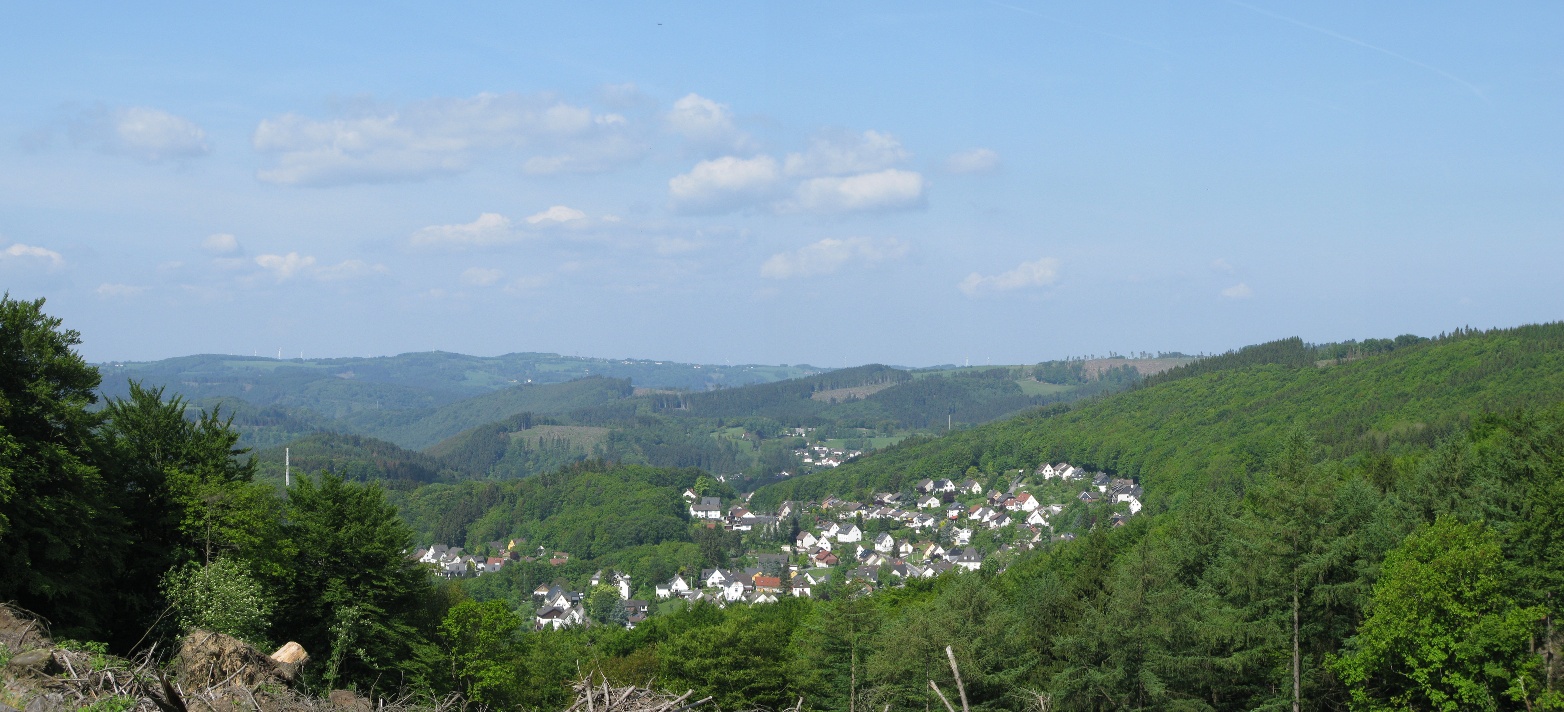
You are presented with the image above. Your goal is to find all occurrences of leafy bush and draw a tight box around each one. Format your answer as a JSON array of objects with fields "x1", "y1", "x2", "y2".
[{"x1": 161, "y1": 558, "x2": 273, "y2": 646}]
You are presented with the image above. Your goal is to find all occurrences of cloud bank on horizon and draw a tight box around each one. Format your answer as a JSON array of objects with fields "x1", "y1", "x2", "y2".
[{"x1": 2, "y1": 3, "x2": 1560, "y2": 366}]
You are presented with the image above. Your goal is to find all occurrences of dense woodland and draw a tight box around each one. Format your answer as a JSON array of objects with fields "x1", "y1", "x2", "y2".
[
  {"x1": 6, "y1": 293, "x2": 1564, "y2": 710},
  {"x1": 238, "y1": 357, "x2": 1139, "y2": 490}
]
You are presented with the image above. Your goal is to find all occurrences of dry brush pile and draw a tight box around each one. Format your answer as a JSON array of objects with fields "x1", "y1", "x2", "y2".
[{"x1": 0, "y1": 604, "x2": 464, "y2": 712}]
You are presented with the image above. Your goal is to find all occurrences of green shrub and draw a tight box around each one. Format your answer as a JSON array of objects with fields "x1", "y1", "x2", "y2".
[{"x1": 161, "y1": 558, "x2": 273, "y2": 646}]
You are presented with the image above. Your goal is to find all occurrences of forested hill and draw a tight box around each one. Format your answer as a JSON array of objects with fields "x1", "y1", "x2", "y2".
[
  {"x1": 751, "y1": 323, "x2": 1564, "y2": 509},
  {"x1": 95, "y1": 352, "x2": 822, "y2": 412}
]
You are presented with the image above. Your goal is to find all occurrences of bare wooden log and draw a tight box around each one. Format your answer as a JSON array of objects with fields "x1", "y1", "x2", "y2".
[
  {"x1": 653, "y1": 690, "x2": 694, "y2": 712},
  {"x1": 945, "y1": 646, "x2": 970, "y2": 712},
  {"x1": 669, "y1": 695, "x2": 714, "y2": 712},
  {"x1": 929, "y1": 680, "x2": 958, "y2": 712}
]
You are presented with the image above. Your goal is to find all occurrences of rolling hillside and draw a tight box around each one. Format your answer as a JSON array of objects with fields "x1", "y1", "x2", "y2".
[
  {"x1": 347, "y1": 376, "x2": 634, "y2": 450},
  {"x1": 751, "y1": 324, "x2": 1564, "y2": 509},
  {"x1": 417, "y1": 358, "x2": 1168, "y2": 484},
  {"x1": 226, "y1": 352, "x2": 1183, "y2": 486}
]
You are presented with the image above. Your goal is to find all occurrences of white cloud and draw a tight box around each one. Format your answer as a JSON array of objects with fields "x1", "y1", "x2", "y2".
[
  {"x1": 945, "y1": 148, "x2": 1000, "y2": 174},
  {"x1": 1221, "y1": 283, "x2": 1253, "y2": 299},
  {"x1": 760, "y1": 237, "x2": 909, "y2": 279},
  {"x1": 251, "y1": 252, "x2": 385, "y2": 282},
  {"x1": 67, "y1": 105, "x2": 210, "y2": 162},
  {"x1": 460, "y1": 267, "x2": 504, "y2": 286},
  {"x1": 95, "y1": 283, "x2": 145, "y2": 298},
  {"x1": 784, "y1": 130, "x2": 909, "y2": 177},
  {"x1": 665, "y1": 93, "x2": 750, "y2": 152},
  {"x1": 254, "y1": 252, "x2": 316, "y2": 280},
  {"x1": 253, "y1": 92, "x2": 644, "y2": 186},
  {"x1": 203, "y1": 233, "x2": 241, "y2": 254},
  {"x1": 525, "y1": 205, "x2": 587, "y2": 225},
  {"x1": 788, "y1": 169, "x2": 926, "y2": 214},
  {"x1": 409, "y1": 208, "x2": 591, "y2": 249},
  {"x1": 668, "y1": 155, "x2": 782, "y2": 213},
  {"x1": 0, "y1": 243, "x2": 65, "y2": 268},
  {"x1": 959, "y1": 257, "x2": 1060, "y2": 295},
  {"x1": 409, "y1": 213, "x2": 516, "y2": 248},
  {"x1": 1211, "y1": 258, "x2": 1234, "y2": 272}
]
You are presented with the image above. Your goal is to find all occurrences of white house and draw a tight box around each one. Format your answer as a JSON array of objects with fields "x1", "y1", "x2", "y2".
[
  {"x1": 836, "y1": 524, "x2": 863, "y2": 543},
  {"x1": 795, "y1": 531, "x2": 819, "y2": 549},
  {"x1": 952, "y1": 527, "x2": 973, "y2": 545},
  {"x1": 1012, "y1": 492, "x2": 1040, "y2": 512},
  {"x1": 918, "y1": 495, "x2": 942, "y2": 509},
  {"x1": 874, "y1": 532, "x2": 895, "y2": 553},
  {"x1": 656, "y1": 575, "x2": 690, "y2": 599},
  {"x1": 535, "y1": 603, "x2": 585, "y2": 630},
  {"x1": 1025, "y1": 510, "x2": 1050, "y2": 527},
  {"x1": 932, "y1": 479, "x2": 956, "y2": 493},
  {"x1": 948, "y1": 548, "x2": 984, "y2": 571},
  {"x1": 959, "y1": 479, "x2": 984, "y2": 495},
  {"x1": 690, "y1": 497, "x2": 724, "y2": 520}
]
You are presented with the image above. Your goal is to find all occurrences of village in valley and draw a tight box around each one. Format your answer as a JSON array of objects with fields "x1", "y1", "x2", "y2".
[{"x1": 411, "y1": 461, "x2": 1144, "y2": 631}]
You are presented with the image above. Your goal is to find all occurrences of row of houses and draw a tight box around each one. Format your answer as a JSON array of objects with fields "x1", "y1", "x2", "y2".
[
  {"x1": 794, "y1": 443, "x2": 865, "y2": 469},
  {"x1": 915, "y1": 478, "x2": 985, "y2": 495},
  {"x1": 532, "y1": 576, "x2": 650, "y2": 630},
  {"x1": 650, "y1": 545, "x2": 991, "y2": 607},
  {"x1": 414, "y1": 545, "x2": 514, "y2": 578}
]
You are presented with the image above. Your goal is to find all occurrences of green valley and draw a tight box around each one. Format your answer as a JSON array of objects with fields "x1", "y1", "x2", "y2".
[{"x1": 12, "y1": 291, "x2": 1564, "y2": 711}]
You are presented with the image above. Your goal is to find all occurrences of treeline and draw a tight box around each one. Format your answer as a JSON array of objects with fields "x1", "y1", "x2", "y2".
[
  {"x1": 1139, "y1": 332, "x2": 1441, "y2": 389},
  {"x1": 329, "y1": 362, "x2": 1134, "y2": 486},
  {"x1": 751, "y1": 321, "x2": 1564, "y2": 510},
  {"x1": 643, "y1": 365, "x2": 911, "y2": 419},
  {"x1": 1033, "y1": 360, "x2": 1143, "y2": 386},
  {"x1": 831, "y1": 368, "x2": 1071, "y2": 430}
]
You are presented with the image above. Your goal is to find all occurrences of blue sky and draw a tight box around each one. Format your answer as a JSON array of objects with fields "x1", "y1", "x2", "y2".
[{"x1": 2, "y1": 2, "x2": 1561, "y2": 366}]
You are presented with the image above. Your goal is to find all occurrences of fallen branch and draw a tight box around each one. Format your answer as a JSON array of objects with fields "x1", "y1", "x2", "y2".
[
  {"x1": 945, "y1": 646, "x2": 970, "y2": 712},
  {"x1": 930, "y1": 680, "x2": 957, "y2": 712}
]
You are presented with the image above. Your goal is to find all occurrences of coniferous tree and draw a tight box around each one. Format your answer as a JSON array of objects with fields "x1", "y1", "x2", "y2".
[
  {"x1": 1223, "y1": 432, "x2": 1340, "y2": 711},
  {"x1": 0, "y1": 295, "x2": 121, "y2": 638},
  {"x1": 97, "y1": 382, "x2": 276, "y2": 645},
  {"x1": 268, "y1": 472, "x2": 438, "y2": 694}
]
